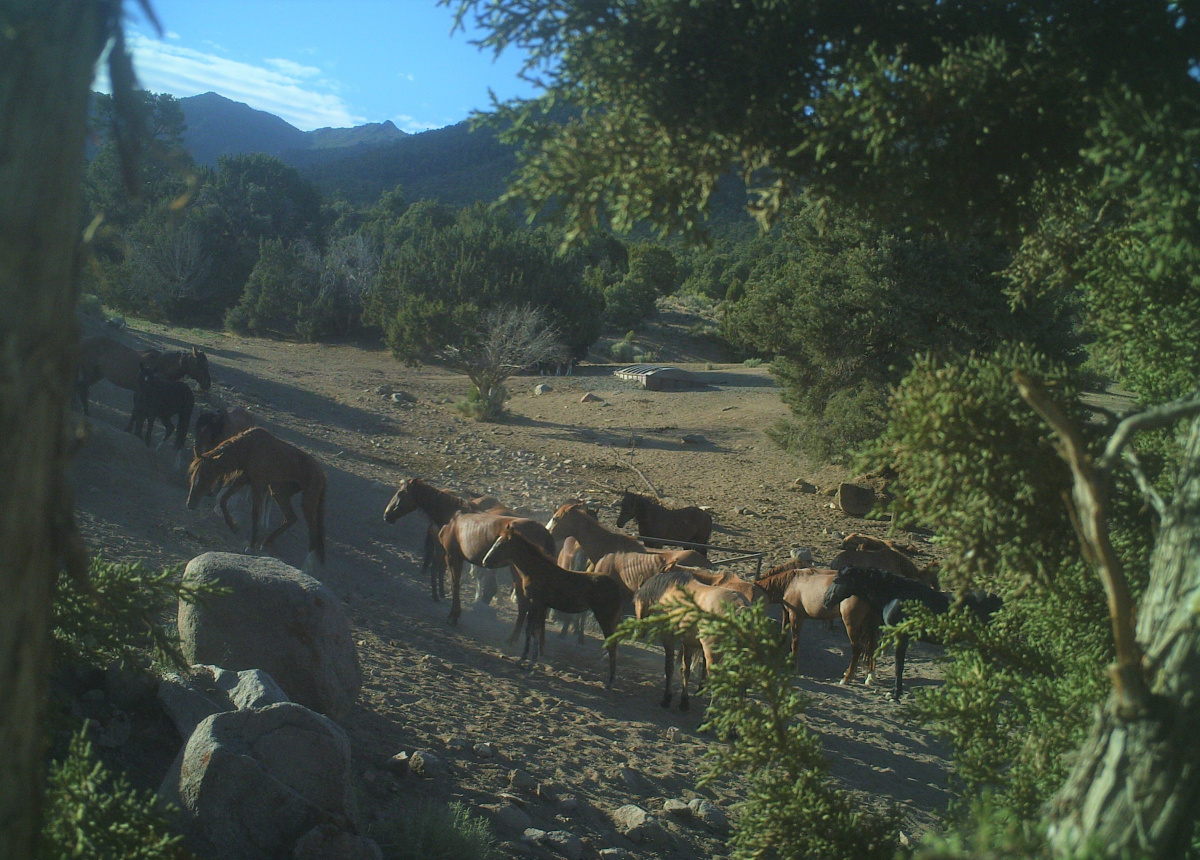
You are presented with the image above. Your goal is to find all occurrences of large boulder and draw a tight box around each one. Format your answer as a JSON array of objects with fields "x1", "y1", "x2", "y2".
[
  {"x1": 835, "y1": 482, "x2": 876, "y2": 517},
  {"x1": 178, "y1": 552, "x2": 361, "y2": 716},
  {"x1": 159, "y1": 702, "x2": 375, "y2": 860}
]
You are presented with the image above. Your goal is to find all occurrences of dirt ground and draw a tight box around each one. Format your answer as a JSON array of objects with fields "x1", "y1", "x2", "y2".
[{"x1": 70, "y1": 312, "x2": 956, "y2": 859}]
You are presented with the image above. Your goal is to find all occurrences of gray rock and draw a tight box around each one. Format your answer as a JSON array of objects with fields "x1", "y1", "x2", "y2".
[
  {"x1": 385, "y1": 751, "x2": 409, "y2": 775},
  {"x1": 557, "y1": 795, "x2": 579, "y2": 813},
  {"x1": 495, "y1": 804, "x2": 533, "y2": 833},
  {"x1": 500, "y1": 840, "x2": 535, "y2": 856},
  {"x1": 474, "y1": 741, "x2": 496, "y2": 758},
  {"x1": 688, "y1": 798, "x2": 729, "y2": 832},
  {"x1": 522, "y1": 828, "x2": 548, "y2": 843},
  {"x1": 409, "y1": 750, "x2": 444, "y2": 778},
  {"x1": 536, "y1": 782, "x2": 559, "y2": 803},
  {"x1": 534, "y1": 383, "x2": 552, "y2": 395},
  {"x1": 836, "y1": 482, "x2": 876, "y2": 517},
  {"x1": 619, "y1": 766, "x2": 652, "y2": 794},
  {"x1": 510, "y1": 769, "x2": 537, "y2": 791},
  {"x1": 598, "y1": 850, "x2": 631, "y2": 860},
  {"x1": 791, "y1": 479, "x2": 818, "y2": 494},
  {"x1": 194, "y1": 664, "x2": 290, "y2": 711},
  {"x1": 545, "y1": 830, "x2": 583, "y2": 859},
  {"x1": 611, "y1": 804, "x2": 650, "y2": 841},
  {"x1": 789, "y1": 546, "x2": 815, "y2": 564},
  {"x1": 178, "y1": 552, "x2": 362, "y2": 717},
  {"x1": 157, "y1": 672, "x2": 224, "y2": 740},
  {"x1": 664, "y1": 726, "x2": 682, "y2": 742},
  {"x1": 293, "y1": 824, "x2": 383, "y2": 860},
  {"x1": 159, "y1": 702, "x2": 357, "y2": 860},
  {"x1": 579, "y1": 392, "x2": 603, "y2": 403},
  {"x1": 663, "y1": 799, "x2": 691, "y2": 818}
]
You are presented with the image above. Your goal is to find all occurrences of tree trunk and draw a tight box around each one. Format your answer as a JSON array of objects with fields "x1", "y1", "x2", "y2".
[
  {"x1": 1046, "y1": 416, "x2": 1200, "y2": 858},
  {"x1": 0, "y1": 3, "x2": 107, "y2": 857}
]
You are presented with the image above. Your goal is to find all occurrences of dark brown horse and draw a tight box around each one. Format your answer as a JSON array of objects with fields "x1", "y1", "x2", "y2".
[
  {"x1": 76, "y1": 335, "x2": 211, "y2": 419},
  {"x1": 436, "y1": 511, "x2": 556, "y2": 636},
  {"x1": 482, "y1": 523, "x2": 623, "y2": 688},
  {"x1": 382, "y1": 477, "x2": 507, "y2": 602},
  {"x1": 547, "y1": 502, "x2": 713, "y2": 570},
  {"x1": 186, "y1": 428, "x2": 326, "y2": 574},
  {"x1": 193, "y1": 406, "x2": 256, "y2": 455},
  {"x1": 616, "y1": 491, "x2": 712, "y2": 554}
]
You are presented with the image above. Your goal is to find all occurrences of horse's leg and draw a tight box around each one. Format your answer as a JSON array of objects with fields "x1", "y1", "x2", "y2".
[
  {"x1": 679, "y1": 641, "x2": 694, "y2": 712},
  {"x1": 839, "y1": 618, "x2": 862, "y2": 686},
  {"x1": 422, "y1": 528, "x2": 440, "y2": 601},
  {"x1": 217, "y1": 476, "x2": 250, "y2": 533},
  {"x1": 788, "y1": 607, "x2": 805, "y2": 674},
  {"x1": 575, "y1": 612, "x2": 586, "y2": 646},
  {"x1": 508, "y1": 569, "x2": 528, "y2": 644},
  {"x1": 893, "y1": 634, "x2": 910, "y2": 700},
  {"x1": 660, "y1": 634, "x2": 675, "y2": 709},
  {"x1": 474, "y1": 565, "x2": 498, "y2": 606},
  {"x1": 260, "y1": 490, "x2": 298, "y2": 554},
  {"x1": 444, "y1": 543, "x2": 464, "y2": 625}
]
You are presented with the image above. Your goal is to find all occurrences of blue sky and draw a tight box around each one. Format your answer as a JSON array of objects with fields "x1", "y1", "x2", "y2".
[{"x1": 110, "y1": 1, "x2": 538, "y2": 133}]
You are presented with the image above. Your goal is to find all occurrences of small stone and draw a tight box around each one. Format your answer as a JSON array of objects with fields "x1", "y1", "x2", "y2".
[
  {"x1": 447, "y1": 737, "x2": 471, "y2": 752},
  {"x1": 679, "y1": 434, "x2": 706, "y2": 444},
  {"x1": 510, "y1": 769, "x2": 538, "y2": 791},
  {"x1": 545, "y1": 830, "x2": 583, "y2": 859},
  {"x1": 688, "y1": 798, "x2": 729, "y2": 832},
  {"x1": 611, "y1": 804, "x2": 650, "y2": 841},
  {"x1": 500, "y1": 839, "x2": 534, "y2": 856},
  {"x1": 536, "y1": 782, "x2": 559, "y2": 803},
  {"x1": 499, "y1": 792, "x2": 527, "y2": 808},
  {"x1": 496, "y1": 805, "x2": 533, "y2": 833},
  {"x1": 409, "y1": 750, "x2": 444, "y2": 778},
  {"x1": 791, "y1": 478, "x2": 818, "y2": 494},
  {"x1": 665, "y1": 726, "x2": 682, "y2": 742},
  {"x1": 579, "y1": 392, "x2": 602, "y2": 403},
  {"x1": 599, "y1": 850, "x2": 631, "y2": 860},
  {"x1": 557, "y1": 795, "x2": 579, "y2": 813},
  {"x1": 522, "y1": 827, "x2": 548, "y2": 843},
  {"x1": 619, "y1": 767, "x2": 651, "y2": 793},
  {"x1": 385, "y1": 752, "x2": 409, "y2": 775},
  {"x1": 474, "y1": 741, "x2": 496, "y2": 758},
  {"x1": 789, "y1": 547, "x2": 815, "y2": 564},
  {"x1": 376, "y1": 384, "x2": 393, "y2": 396},
  {"x1": 663, "y1": 799, "x2": 691, "y2": 818},
  {"x1": 534, "y1": 383, "x2": 552, "y2": 395}
]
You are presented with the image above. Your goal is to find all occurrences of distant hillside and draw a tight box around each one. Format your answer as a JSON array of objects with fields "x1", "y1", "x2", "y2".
[
  {"x1": 179, "y1": 92, "x2": 406, "y2": 167},
  {"x1": 292, "y1": 120, "x2": 517, "y2": 206}
]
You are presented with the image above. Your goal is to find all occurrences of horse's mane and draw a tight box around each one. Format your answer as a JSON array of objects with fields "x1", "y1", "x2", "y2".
[
  {"x1": 636, "y1": 568, "x2": 695, "y2": 606},
  {"x1": 189, "y1": 431, "x2": 249, "y2": 487},
  {"x1": 761, "y1": 558, "x2": 811, "y2": 579},
  {"x1": 411, "y1": 478, "x2": 475, "y2": 514}
]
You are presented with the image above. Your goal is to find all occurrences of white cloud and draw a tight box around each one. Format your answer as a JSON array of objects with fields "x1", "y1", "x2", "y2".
[
  {"x1": 265, "y1": 58, "x2": 322, "y2": 79},
  {"x1": 392, "y1": 113, "x2": 441, "y2": 134},
  {"x1": 124, "y1": 33, "x2": 364, "y2": 131}
]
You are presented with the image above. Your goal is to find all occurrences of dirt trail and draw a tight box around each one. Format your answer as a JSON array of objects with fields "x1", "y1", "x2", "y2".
[{"x1": 71, "y1": 319, "x2": 955, "y2": 858}]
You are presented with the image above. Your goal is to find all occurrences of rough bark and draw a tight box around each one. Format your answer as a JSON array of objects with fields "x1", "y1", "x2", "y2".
[
  {"x1": 0, "y1": 2, "x2": 107, "y2": 857},
  {"x1": 1046, "y1": 416, "x2": 1200, "y2": 858}
]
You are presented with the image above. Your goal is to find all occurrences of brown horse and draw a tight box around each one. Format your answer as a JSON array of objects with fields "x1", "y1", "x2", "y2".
[
  {"x1": 757, "y1": 566, "x2": 879, "y2": 683},
  {"x1": 436, "y1": 511, "x2": 556, "y2": 635},
  {"x1": 616, "y1": 491, "x2": 713, "y2": 554},
  {"x1": 680, "y1": 567, "x2": 767, "y2": 605},
  {"x1": 193, "y1": 406, "x2": 256, "y2": 455},
  {"x1": 633, "y1": 569, "x2": 750, "y2": 710},
  {"x1": 591, "y1": 551, "x2": 674, "y2": 599},
  {"x1": 829, "y1": 548, "x2": 940, "y2": 588},
  {"x1": 383, "y1": 477, "x2": 508, "y2": 602},
  {"x1": 186, "y1": 428, "x2": 326, "y2": 574},
  {"x1": 76, "y1": 335, "x2": 211, "y2": 419},
  {"x1": 547, "y1": 502, "x2": 713, "y2": 570},
  {"x1": 482, "y1": 523, "x2": 623, "y2": 688}
]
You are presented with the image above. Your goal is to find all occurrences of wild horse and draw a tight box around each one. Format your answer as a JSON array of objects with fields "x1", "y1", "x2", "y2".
[
  {"x1": 77, "y1": 334, "x2": 210, "y2": 419},
  {"x1": 382, "y1": 477, "x2": 506, "y2": 602},
  {"x1": 186, "y1": 428, "x2": 327, "y2": 574},
  {"x1": 482, "y1": 523, "x2": 623, "y2": 688},
  {"x1": 822, "y1": 566, "x2": 1002, "y2": 699},
  {"x1": 616, "y1": 490, "x2": 712, "y2": 554}
]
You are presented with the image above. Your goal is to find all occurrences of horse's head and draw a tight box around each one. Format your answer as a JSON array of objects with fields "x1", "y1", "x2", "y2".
[
  {"x1": 187, "y1": 347, "x2": 212, "y2": 391},
  {"x1": 186, "y1": 454, "x2": 221, "y2": 510},
  {"x1": 383, "y1": 478, "x2": 418, "y2": 523},
  {"x1": 193, "y1": 410, "x2": 224, "y2": 456},
  {"x1": 135, "y1": 361, "x2": 156, "y2": 391},
  {"x1": 615, "y1": 491, "x2": 636, "y2": 528},
  {"x1": 482, "y1": 521, "x2": 517, "y2": 567},
  {"x1": 545, "y1": 501, "x2": 576, "y2": 535}
]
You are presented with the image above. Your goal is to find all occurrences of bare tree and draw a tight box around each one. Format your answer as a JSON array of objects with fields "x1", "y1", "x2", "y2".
[
  {"x1": 445, "y1": 304, "x2": 565, "y2": 420},
  {"x1": 320, "y1": 233, "x2": 380, "y2": 332},
  {"x1": 125, "y1": 220, "x2": 211, "y2": 305}
]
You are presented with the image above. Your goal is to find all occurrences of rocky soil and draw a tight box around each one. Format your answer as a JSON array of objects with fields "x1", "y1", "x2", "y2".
[{"x1": 69, "y1": 310, "x2": 956, "y2": 859}]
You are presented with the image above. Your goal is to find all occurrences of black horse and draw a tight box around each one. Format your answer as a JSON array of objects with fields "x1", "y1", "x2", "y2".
[
  {"x1": 131, "y1": 364, "x2": 194, "y2": 458},
  {"x1": 822, "y1": 566, "x2": 1002, "y2": 699}
]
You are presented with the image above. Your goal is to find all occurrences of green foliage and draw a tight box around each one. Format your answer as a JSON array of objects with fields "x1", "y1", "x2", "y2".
[
  {"x1": 54, "y1": 557, "x2": 223, "y2": 672},
  {"x1": 860, "y1": 345, "x2": 1155, "y2": 815},
  {"x1": 363, "y1": 202, "x2": 606, "y2": 362},
  {"x1": 742, "y1": 357, "x2": 763, "y2": 368},
  {"x1": 40, "y1": 730, "x2": 189, "y2": 859},
  {"x1": 455, "y1": 383, "x2": 508, "y2": 422},
  {"x1": 371, "y1": 800, "x2": 495, "y2": 860},
  {"x1": 610, "y1": 600, "x2": 899, "y2": 860},
  {"x1": 768, "y1": 382, "x2": 889, "y2": 462},
  {"x1": 608, "y1": 340, "x2": 637, "y2": 363},
  {"x1": 77, "y1": 294, "x2": 104, "y2": 318}
]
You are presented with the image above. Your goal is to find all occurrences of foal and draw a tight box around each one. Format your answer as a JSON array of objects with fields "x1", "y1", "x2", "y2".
[
  {"x1": 616, "y1": 491, "x2": 712, "y2": 554},
  {"x1": 483, "y1": 523, "x2": 623, "y2": 689},
  {"x1": 131, "y1": 365, "x2": 194, "y2": 465}
]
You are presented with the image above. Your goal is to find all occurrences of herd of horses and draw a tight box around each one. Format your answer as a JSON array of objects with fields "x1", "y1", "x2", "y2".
[{"x1": 79, "y1": 332, "x2": 1001, "y2": 708}]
